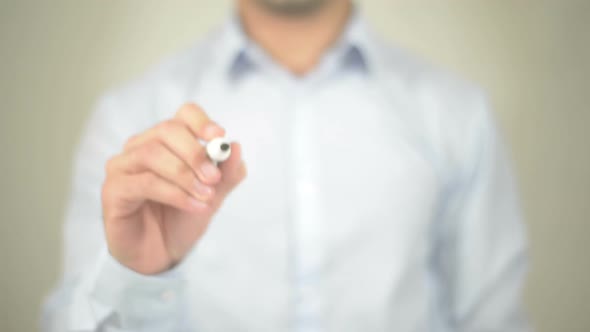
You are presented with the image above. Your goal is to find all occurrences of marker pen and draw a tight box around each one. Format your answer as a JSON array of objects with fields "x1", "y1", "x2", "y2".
[{"x1": 206, "y1": 137, "x2": 231, "y2": 166}]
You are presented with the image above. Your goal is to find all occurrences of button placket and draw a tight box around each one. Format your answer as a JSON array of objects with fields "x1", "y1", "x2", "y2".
[{"x1": 287, "y1": 80, "x2": 325, "y2": 332}]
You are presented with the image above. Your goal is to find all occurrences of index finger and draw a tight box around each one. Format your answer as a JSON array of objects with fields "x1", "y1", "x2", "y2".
[{"x1": 175, "y1": 103, "x2": 226, "y2": 141}]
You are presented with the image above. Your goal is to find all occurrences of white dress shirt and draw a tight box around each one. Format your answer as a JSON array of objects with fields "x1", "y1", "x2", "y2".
[{"x1": 42, "y1": 11, "x2": 530, "y2": 332}]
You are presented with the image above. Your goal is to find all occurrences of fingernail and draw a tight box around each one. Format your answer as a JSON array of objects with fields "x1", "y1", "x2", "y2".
[
  {"x1": 203, "y1": 123, "x2": 222, "y2": 137},
  {"x1": 200, "y1": 161, "x2": 220, "y2": 181},
  {"x1": 194, "y1": 181, "x2": 214, "y2": 200},
  {"x1": 188, "y1": 198, "x2": 208, "y2": 212}
]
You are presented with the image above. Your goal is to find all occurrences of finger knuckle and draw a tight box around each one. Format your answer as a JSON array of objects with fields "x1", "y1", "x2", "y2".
[
  {"x1": 124, "y1": 134, "x2": 140, "y2": 149},
  {"x1": 179, "y1": 103, "x2": 209, "y2": 128},
  {"x1": 171, "y1": 191, "x2": 189, "y2": 207},
  {"x1": 177, "y1": 103, "x2": 201, "y2": 117},
  {"x1": 140, "y1": 142, "x2": 162, "y2": 161},
  {"x1": 105, "y1": 158, "x2": 114, "y2": 174},
  {"x1": 155, "y1": 120, "x2": 177, "y2": 137},
  {"x1": 189, "y1": 150, "x2": 203, "y2": 169},
  {"x1": 105, "y1": 156, "x2": 119, "y2": 174},
  {"x1": 172, "y1": 160, "x2": 190, "y2": 178},
  {"x1": 140, "y1": 173, "x2": 156, "y2": 190},
  {"x1": 101, "y1": 179, "x2": 117, "y2": 202},
  {"x1": 175, "y1": 105, "x2": 190, "y2": 120}
]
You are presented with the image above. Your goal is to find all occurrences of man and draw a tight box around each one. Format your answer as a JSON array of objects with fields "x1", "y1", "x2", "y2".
[{"x1": 42, "y1": 0, "x2": 530, "y2": 331}]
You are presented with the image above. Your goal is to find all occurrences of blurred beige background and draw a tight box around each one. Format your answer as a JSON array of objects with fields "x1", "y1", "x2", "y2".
[{"x1": 1, "y1": 1, "x2": 589, "y2": 331}]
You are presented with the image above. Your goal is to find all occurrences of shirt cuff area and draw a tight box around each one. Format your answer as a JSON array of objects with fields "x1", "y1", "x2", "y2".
[{"x1": 90, "y1": 249, "x2": 187, "y2": 327}]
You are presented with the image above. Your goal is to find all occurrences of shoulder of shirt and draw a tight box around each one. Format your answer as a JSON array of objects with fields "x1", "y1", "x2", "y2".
[
  {"x1": 375, "y1": 38, "x2": 488, "y2": 110},
  {"x1": 371, "y1": 37, "x2": 497, "y2": 172},
  {"x1": 377, "y1": 37, "x2": 492, "y2": 125}
]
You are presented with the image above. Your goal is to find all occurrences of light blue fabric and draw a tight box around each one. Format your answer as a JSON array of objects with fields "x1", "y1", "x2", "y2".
[{"x1": 42, "y1": 11, "x2": 530, "y2": 332}]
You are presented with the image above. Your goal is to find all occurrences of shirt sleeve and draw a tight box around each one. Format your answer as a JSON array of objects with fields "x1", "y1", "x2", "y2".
[
  {"x1": 434, "y1": 95, "x2": 532, "y2": 332},
  {"x1": 40, "y1": 95, "x2": 192, "y2": 331}
]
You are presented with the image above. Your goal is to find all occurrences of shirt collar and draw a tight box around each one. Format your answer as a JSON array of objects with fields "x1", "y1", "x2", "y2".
[
  {"x1": 215, "y1": 7, "x2": 378, "y2": 80},
  {"x1": 331, "y1": 8, "x2": 375, "y2": 74}
]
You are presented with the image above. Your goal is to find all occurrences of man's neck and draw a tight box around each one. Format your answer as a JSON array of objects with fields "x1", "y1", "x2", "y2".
[{"x1": 238, "y1": 0, "x2": 352, "y2": 76}]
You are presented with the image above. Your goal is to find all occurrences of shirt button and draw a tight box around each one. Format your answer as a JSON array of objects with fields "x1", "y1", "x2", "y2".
[{"x1": 160, "y1": 290, "x2": 176, "y2": 302}]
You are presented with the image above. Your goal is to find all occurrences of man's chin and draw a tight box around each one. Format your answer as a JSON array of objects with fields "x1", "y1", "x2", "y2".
[{"x1": 255, "y1": 0, "x2": 330, "y2": 16}]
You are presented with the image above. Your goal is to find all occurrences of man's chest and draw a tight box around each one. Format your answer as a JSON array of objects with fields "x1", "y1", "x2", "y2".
[
  {"x1": 169, "y1": 77, "x2": 443, "y2": 330},
  {"x1": 195, "y1": 77, "x2": 440, "y2": 262}
]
